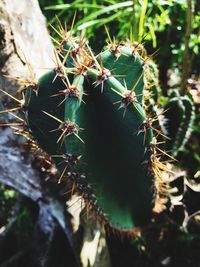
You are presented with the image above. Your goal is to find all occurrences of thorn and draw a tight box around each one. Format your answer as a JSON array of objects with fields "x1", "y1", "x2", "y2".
[
  {"x1": 49, "y1": 24, "x2": 64, "y2": 39},
  {"x1": 8, "y1": 112, "x2": 25, "y2": 122},
  {"x1": 69, "y1": 11, "x2": 77, "y2": 38},
  {"x1": 58, "y1": 165, "x2": 67, "y2": 184},
  {"x1": 130, "y1": 72, "x2": 144, "y2": 93},
  {"x1": 0, "y1": 107, "x2": 20, "y2": 114},
  {"x1": 0, "y1": 123, "x2": 24, "y2": 127},
  {"x1": 104, "y1": 24, "x2": 113, "y2": 46},
  {"x1": 0, "y1": 88, "x2": 23, "y2": 104},
  {"x1": 42, "y1": 111, "x2": 63, "y2": 124},
  {"x1": 74, "y1": 133, "x2": 84, "y2": 143}
]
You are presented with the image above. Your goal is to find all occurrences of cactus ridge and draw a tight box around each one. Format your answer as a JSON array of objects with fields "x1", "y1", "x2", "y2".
[{"x1": 164, "y1": 90, "x2": 195, "y2": 156}]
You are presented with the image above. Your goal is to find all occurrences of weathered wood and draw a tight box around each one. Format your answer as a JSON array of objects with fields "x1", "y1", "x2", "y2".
[{"x1": 0, "y1": 0, "x2": 54, "y2": 95}]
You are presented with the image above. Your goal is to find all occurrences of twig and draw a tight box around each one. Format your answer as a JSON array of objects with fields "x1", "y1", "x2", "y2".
[{"x1": 181, "y1": 0, "x2": 194, "y2": 95}]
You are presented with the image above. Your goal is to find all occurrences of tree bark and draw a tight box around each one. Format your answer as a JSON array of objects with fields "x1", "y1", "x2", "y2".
[{"x1": 0, "y1": 0, "x2": 54, "y2": 94}]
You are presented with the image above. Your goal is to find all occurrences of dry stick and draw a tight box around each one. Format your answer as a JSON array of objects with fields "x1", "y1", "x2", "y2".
[
  {"x1": 181, "y1": 0, "x2": 194, "y2": 95},
  {"x1": 131, "y1": 0, "x2": 138, "y2": 41}
]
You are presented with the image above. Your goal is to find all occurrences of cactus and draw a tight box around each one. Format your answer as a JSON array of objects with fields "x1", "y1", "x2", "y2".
[
  {"x1": 0, "y1": 30, "x2": 172, "y2": 235},
  {"x1": 164, "y1": 89, "x2": 195, "y2": 157}
]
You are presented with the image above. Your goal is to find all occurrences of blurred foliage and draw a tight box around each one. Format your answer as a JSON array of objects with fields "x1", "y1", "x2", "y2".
[
  {"x1": 16, "y1": 205, "x2": 34, "y2": 244},
  {"x1": 0, "y1": 185, "x2": 17, "y2": 227},
  {"x1": 39, "y1": 0, "x2": 200, "y2": 85}
]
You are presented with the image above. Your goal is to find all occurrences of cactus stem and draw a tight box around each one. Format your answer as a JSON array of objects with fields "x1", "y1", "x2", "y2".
[{"x1": 22, "y1": 30, "x2": 173, "y2": 232}]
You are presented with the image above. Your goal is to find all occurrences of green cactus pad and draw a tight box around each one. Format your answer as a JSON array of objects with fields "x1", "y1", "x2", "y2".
[{"x1": 24, "y1": 40, "x2": 159, "y2": 232}]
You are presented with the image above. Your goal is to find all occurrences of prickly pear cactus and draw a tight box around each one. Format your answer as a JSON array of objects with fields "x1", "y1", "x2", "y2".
[{"x1": 0, "y1": 29, "x2": 173, "y2": 235}]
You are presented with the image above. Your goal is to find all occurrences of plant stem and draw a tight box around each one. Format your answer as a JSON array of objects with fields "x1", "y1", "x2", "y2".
[
  {"x1": 181, "y1": 0, "x2": 193, "y2": 95},
  {"x1": 138, "y1": 0, "x2": 148, "y2": 42},
  {"x1": 132, "y1": 0, "x2": 138, "y2": 41}
]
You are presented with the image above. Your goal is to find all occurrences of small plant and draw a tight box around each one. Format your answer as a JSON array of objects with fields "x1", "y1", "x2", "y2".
[{"x1": 164, "y1": 89, "x2": 195, "y2": 157}]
